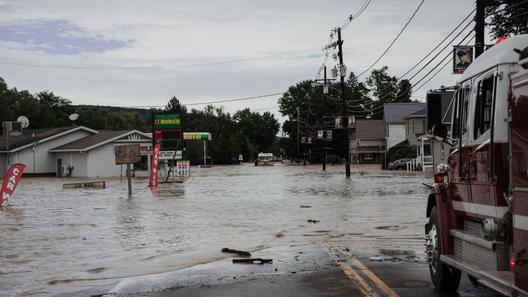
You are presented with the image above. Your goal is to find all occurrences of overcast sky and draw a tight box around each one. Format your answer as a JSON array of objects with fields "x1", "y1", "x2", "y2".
[{"x1": 0, "y1": 0, "x2": 486, "y2": 119}]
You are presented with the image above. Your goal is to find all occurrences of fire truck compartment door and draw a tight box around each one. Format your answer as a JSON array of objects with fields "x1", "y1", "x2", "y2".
[{"x1": 511, "y1": 72, "x2": 528, "y2": 293}]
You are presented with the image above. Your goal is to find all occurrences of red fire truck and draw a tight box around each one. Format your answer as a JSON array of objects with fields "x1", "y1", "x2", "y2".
[{"x1": 425, "y1": 35, "x2": 528, "y2": 296}]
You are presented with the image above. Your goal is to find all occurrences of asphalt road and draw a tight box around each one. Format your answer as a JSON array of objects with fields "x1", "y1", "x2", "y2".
[{"x1": 70, "y1": 245, "x2": 503, "y2": 297}]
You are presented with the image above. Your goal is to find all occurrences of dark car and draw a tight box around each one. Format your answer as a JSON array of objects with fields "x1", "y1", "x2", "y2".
[{"x1": 388, "y1": 158, "x2": 413, "y2": 170}]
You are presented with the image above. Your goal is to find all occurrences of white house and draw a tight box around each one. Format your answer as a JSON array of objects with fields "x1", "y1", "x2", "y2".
[
  {"x1": 383, "y1": 102, "x2": 426, "y2": 149},
  {"x1": 0, "y1": 126, "x2": 97, "y2": 176},
  {"x1": 49, "y1": 130, "x2": 152, "y2": 178}
]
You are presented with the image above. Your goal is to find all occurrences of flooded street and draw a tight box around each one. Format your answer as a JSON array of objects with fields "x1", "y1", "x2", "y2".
[{"x1": 1, "y1": 164, "x2": 430, "y2": 296}]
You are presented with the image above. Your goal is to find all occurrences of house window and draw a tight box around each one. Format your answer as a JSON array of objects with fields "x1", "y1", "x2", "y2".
[
  {"x1": 134, "y1": 155, "x2": 148, "y2": 171},
  {"x1": 474, "y1": 75, "x2": 495, "y2": 139},
  {"x1": 364, "y1": 153, "x2": 373, "y2": 160}
]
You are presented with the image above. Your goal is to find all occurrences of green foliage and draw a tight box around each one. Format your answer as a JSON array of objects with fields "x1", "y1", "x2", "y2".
[
  {"x1": 383, "y1": 141, "x2": 416, "y2": 169},
  {"x1": 165, "y1": 96, "x2": 187, "y2": 114},
  {"x1": 278, "y1": 66, "x2": 409, "y2": 160},
  {"x1": 233, "y1": 108, "x2": 280, "y2": 158},
  {"x1": 182, "y1": 105, "x2": 278, "y2": 165},
  {"x1": 0, "y1": 77, "x2": 148, "y2": 131},
  {"x1": 486, "y1": 0, "x2": 528, "y2": 39},
  {"x1": 366, "y1": 66, "x2": 412, "y2": 119}
]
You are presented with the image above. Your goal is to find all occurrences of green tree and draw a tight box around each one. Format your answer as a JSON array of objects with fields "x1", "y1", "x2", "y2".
[
  {"x1": 234, "y1": 108, "x2": 280, "y2": 157},
  {"x1": 366, "y1": 67, "x2": 412, "y2": 119},
  {"x1": 184, "y1": 106, "x2": 245, "y2": 164},
  {"x1": 0, "y1": 77, "x2": 16, "y2": 123},
  {"x1": 76, "y1": 106, "x2": 110, "y2": 129},
  {"x1": 486, "y1": 0, "x2": 528, "y2": 38},
  {"x1": 36, "y1": 91, "x2": 74, "y2": 127},
  {"x1": 347, "y1": 72, "x2": 372, "y2": 118},
  {"x1": 278, "y1": 80, "x2": 343, "y2": 161},
  {"x1": 165, "y1": 96, "x2": 186, "y2": 114},
  {"x1": 366, "y1": 66, "x2": 399, "y2": 102}
]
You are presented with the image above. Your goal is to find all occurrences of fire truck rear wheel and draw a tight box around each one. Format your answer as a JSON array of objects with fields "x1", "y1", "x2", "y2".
[{"x1": 427, "y1": 206, "x2": 461, "y2": 291}]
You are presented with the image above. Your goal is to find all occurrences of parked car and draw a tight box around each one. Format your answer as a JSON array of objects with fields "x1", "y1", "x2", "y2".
[{"x1": 388, "y1": 158, "x2": 413, "y2": 170}]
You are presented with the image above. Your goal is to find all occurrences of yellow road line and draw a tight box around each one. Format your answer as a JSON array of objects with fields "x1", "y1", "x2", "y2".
[
  {"x1": 339, "y1": 248, "x2": 400, "y2": 297},
  {"x1": 325, "y1": 247, "x2": 380, "y2": 297}
]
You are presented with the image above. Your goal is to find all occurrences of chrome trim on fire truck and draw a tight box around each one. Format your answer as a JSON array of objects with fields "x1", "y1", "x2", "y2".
[
  {"x1": 514, "y1": 214, "x2": 528, "y2": 231},
  {"x1": 513, "y1": 186, "x2": 528, "y2": 192},
  {"x1": 513, "y1": 77, "x2": 528, "y2": 89},
  {"x1": 452, "y1": 201, "x2": 509, "y2": 218}
]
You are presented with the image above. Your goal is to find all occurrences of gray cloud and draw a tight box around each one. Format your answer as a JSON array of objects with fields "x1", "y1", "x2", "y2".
[{"x1": 0, "y1": 0, "x2": 482, "y2": 119}]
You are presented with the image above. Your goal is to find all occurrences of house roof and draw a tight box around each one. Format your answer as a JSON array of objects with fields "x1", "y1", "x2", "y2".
[
  {"x1": 355, "y1": 119, "x2": 385, "y2": 139},
  {"x1": 0, "y1": 126, "x2": 97, "y2": 152},
  {"x1": 404, "y1": 108, "x2": 427, "y2": 120},
  {"x1": 50, "y1": 130, "x2": 151, "y2": 152},
  {"x1": 383, "y1": 102, "x2": 426, "y2": 124}
]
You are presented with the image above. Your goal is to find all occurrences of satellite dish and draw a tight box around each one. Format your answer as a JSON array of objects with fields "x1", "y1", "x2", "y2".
[
  {"x1": 69, "y1": 113, "x2": 79, "y2": 121},
  {"x1": 17, "y1": 116, "x2": 30, "y2": 128}
]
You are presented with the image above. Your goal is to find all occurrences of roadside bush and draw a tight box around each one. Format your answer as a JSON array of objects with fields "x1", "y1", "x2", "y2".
[{"x1": 383, "y1": 141, "x2": 416, "y2": 169}]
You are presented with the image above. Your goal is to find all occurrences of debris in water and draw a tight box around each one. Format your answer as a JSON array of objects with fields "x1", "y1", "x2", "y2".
[
  {"x1": 233, "y1": 258, "x2": 272, "y2": 264},
  {"x1": 275, "y1": 233, "x2": 284, "y2": 238},
  {"x1": 369, "y1": 256, "x2": 384, "y2": 262},
  {"x1": 300, "y1": 205, "x2": 312, "y2": 208},
  {"x1": 221, "y1": 248, "x2": 251, "y2": 257},
  {"x1": 375, "y1": 225, "x2": 401, "y2": 231},
  {"x1": 86, "y1": 267, "x2": 106, "y2": 273},
  {"x1": 307, "y1": 219, "x2": 320, "y2": 223}
]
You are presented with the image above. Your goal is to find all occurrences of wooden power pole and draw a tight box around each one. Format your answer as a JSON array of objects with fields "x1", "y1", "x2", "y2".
[{"x1": 337, "y1": 28, "x2": 351, "y2": 178}]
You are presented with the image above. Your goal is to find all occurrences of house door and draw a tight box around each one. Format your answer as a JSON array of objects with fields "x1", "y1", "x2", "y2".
[{"x1": 57, "y1": 159, "x2": 62, "y2": 177}]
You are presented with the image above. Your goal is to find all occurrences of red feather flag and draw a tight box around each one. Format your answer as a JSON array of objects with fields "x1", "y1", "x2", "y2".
[{"x1": 1, "y1": 163, "x2": 26, "y2": 206}]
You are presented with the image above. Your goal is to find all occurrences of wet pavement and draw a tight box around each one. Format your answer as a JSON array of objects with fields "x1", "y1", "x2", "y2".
[{"x1": 0, "y1": 164, "x2": 502, "y2": 296}]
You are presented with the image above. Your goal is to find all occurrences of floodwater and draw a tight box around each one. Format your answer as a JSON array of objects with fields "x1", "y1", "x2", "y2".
[{"x1": 0, "y1": 163, "x2": 429, "y2": 296}]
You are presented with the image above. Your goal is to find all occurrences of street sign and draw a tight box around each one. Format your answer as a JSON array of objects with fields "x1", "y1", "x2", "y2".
[
  {"x1": 153, "y1": 114, "x2": 181, "y2": 129},
  {"x1": 115, "y1": 144, "x2": 141, "y2": 164},
  {"x1": 152, "y1": 113, "x2": 183, "y2": 151},
  {"x1": 176, "y1": 160, "x2": 190, "y2": 177},
  {"x1": 183, "y1": 132, "x2": 212, "y2": 141},
  {"x1": 159, "y1": 150, "x2": 182, "y2": 160}
]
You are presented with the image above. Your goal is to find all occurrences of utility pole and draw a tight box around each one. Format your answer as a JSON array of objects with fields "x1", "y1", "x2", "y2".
[
  {"x1": 296, "y1": 106, "x2": 300, "y2": 164},
  {"x1": 337, "y1": 28, "x2": 351, "y2": 178},
  {"x1": 475, "y1": 0, "x2": 485, "y2": 58},
  {"x1": 323, "y1": 66, "x2": 327, "y2": 172}
]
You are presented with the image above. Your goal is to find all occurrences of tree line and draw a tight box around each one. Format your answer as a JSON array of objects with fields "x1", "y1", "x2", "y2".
[
  {"x1": 0, "y1": 78, "x2": 280, "y2": 165},
  {"x1": 278, "y1": 67, "x2": 413, "y2": 162}
]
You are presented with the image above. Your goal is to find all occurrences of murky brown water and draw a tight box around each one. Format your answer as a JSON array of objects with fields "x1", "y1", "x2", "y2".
[{"x1": 0, "y1": 164, "x2": 429, "y2": 296}]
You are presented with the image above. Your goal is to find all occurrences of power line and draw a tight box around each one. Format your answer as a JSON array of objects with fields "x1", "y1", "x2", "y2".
[
  {"x1": 413, "y1": 34, "x2": 475, "y2": 92},
  {"x1": 358, "y1": 31, "x2": 474, "y2": 117},
  {"x1": 316, "y1": 0, "x2": 372, "y2": 79},
  {"x1": 411, "y1": 30, "x2": 473, "y2": 87},
  {"x1": 356, "y1": 0, "x2": 426, "y2": 78},
  {"x1": 341, "y1": 0, "x2": 372, "y2": 30},
  {"x1": 3, "y1": 69, "x2": 249, "y2": 82},
  {"x1": 406, "y1": 19, "x2": 474, "y2": 82},
  {"x1": 122, "y1": 92, "x2": 285, "y2": 109},
  {"x1": 398, "y1": 8, "x2": 475, "y2": 78},
  {"x1": 0, "y1": 55, "x2": 274, "y2": 70},
  {"x1": 184, "y1": 92, "x2": 284, "y2": 106}
]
